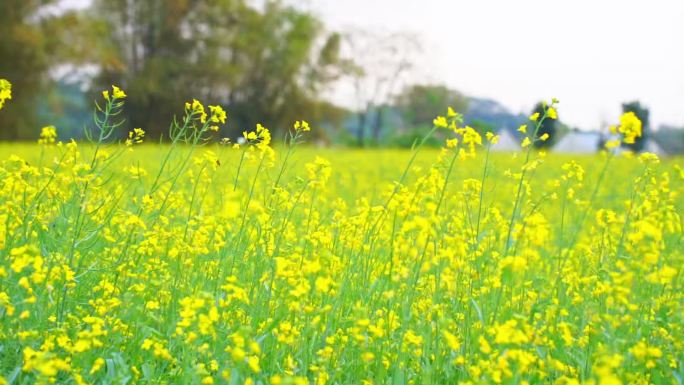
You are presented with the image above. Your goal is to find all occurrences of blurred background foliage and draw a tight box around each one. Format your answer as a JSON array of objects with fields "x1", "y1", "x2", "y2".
[
  {"x1": 1, "y1": 0, "x2": 682, "y2": 152},
  {"x1": 1, "y1": 0, "x2": 351, "y2": 142}
]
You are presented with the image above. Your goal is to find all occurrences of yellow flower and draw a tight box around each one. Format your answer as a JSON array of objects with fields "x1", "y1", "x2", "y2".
[
  {"x1": 605, "y1": 139, "x2": 620, "y2": 149},
  {"x1": 126, "y1": 128, "x2": 145, "y2": 146},
  {"x1": 521, "y1": 137, "x2": 531, "y2": 147},
  {"x1": 315, "y1": 276, "x2": 333, "y2": 293},
  {"x1": 111, "y1": 85, "x2": 126, "y2": 99},
  {"x1": 0, "y1": 79, "x2": 11, "y2": 110},
  {"x1": 478, "y1": 335, "x2": 492, "y2": 354},
  {"x1": 186, "y1": 99, "x2": 207, "y2": 123},
  {"x1": 461, "y1": 126, "x2": 482, "y2": 147},
  {"x1": 361, "y1": 352, "x2": 375, "y2": 362},
  {"x1": 529, "y1": 112, "x2": 540, "y2": 122},
  {"x1": 294, "y1": 120, "x2": 311, "y2": 132},
  {"x1": 500, "y1": 255, "x2": 528, "y2": 273},
  {"x1": 247, "y1": 355, "x2": 260, "y2": 373},
  {"x1": 618, "y1": 111, "x2": 642, "y2": 144},
  {"x1": 492, "y1": 319, "x2": 529, "y2": 345},
  {"x1": 442, "y1": 330, "x2": 460, "y2": 351},
  {"x1": 547, "y1": 107, "x2": 558, "y2": 120},
  {"x1": 141, "y1": 339, "x2": 154, "y2": 350},
  {"x1": 485, "y1": 131, "x2": 500, "y2": 144},
  {"x1": 38, "y1": 125, "x2": 58, "y2": 145},
  {"x1": 89, "y1": 358, "x2": 105, "y2": 374},
  {"x1": 638, "y1": 152, "x2": 659, "y2": 164},
  {"x1": 646, "y1": 266, "x2": 677, "y2": 284},
  {"x1": 242, "y1": 123, "x2": 273, "y2": 148},
  {"x1": 517, "y1": 124, "x2": 527, "y2": 134},
  {"x1": 540, "y1": 133, "x2": 550, "y2": 141},
  {"x1": 433, "y1": 116, "x2": 448, "y2": 128},
  {"x1": 209, "y1": 105, "x2": 227, "y2": 126}
]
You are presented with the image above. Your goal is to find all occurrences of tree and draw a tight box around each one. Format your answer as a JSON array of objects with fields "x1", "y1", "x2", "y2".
[
  {"x1": 0, "y1": 1, "x2": 82, "y2": 140},
  {"x1": 621, "y1": 101, "x2": 650, "y2": 152},
  {"x1": 531, "y1": 102, "x2": 558, "y2": 149},
  {"x1": 394, "y1": 84, "x2": 468, "y2": 128},
  {"x1": 341, "y1": 30, "x2": 421, "y2": 146},
  {"x1": 89, "y1": 0, "x2": 345, "y2": 140}
]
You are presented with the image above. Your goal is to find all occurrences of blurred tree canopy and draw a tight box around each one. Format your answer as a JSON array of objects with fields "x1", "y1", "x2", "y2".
[
  {"x1": 0, "y1": 1, "x2": 85, "y2": 140},
  {"x1": 621, "y1": 100, "x2": 649, "y2": 152},
  {"x1": 394, "y1": 84, "x2": 468, "y2": 128},
  {"x1": 343, "y1": 31, "x2": 421, "y2": 146},
  {"x1": 90, "y1": 0, "x2": 347, "y2": 140},
  {"x1": 0, "y1": 0, "x2": 348, "y2": 141}
]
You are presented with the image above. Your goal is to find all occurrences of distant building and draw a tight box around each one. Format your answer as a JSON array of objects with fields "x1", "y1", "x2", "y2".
[
  {"x1": 643, "y1": 139, "x2": 667, "y2": 156},
  {"x1": 553, "y1": 131, "x2": 602, "y2": 153},
  {"x1": 491, "y1": 127, "x2": 521, "y2": 152},
  {"x1": 653, "y1": 127, "x2": 684, "y2": 155},
  {"x1": 553, "y1": 131, "x2": 670, "y2": 156}
]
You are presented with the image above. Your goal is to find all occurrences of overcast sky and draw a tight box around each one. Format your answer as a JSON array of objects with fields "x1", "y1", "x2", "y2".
[
  {"x1": 63, "y1": 0, "x2": 683, "y2": 129},
  {"x1": 300, "y1": 0, "x2": 684, "y2": 129}
]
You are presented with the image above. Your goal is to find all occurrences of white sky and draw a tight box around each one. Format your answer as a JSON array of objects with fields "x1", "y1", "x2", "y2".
[
  {"x1": 300, "y1": 0, "x2": 684, "y2": 129},
  {"x1": 62, "y1": 0, "x2": 684, "y2": 129}
]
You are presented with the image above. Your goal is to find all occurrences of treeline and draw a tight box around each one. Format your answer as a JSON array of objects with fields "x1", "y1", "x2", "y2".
[
  {"x1": 0, "y1": 0, "x2": 350, "y2": 141},
  {"x1": 0, "y1": 0, "x2": 665, "y2": 152}
]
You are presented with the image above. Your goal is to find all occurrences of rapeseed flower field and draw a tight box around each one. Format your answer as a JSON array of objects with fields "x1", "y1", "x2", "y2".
[{"x1": 1, "y1": 83, "x2": 682, "y2": 384}]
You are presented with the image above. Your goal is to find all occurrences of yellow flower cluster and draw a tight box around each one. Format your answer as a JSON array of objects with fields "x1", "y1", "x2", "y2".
[
  {"x1": 0, "y1": 86, "x2": 681, "y2": 385},
  {"x1": 0, "y1": 79, "x2": 11, "y2": 110},
  {"x1": 38, "y1": 125, "x2": 57, "y2": 145},
  {"x1": 102, "y1": 84, "x2": 126, "y2": 101},
  {"x1": 617, "y1": 111, "x2": 643, "y2": 144},
  {"x1": 606, "y1": 111, "x2": 644, "y2": 149},
  {"x1": 125, "y1": 127, "x2": 145, "y2": 146}
]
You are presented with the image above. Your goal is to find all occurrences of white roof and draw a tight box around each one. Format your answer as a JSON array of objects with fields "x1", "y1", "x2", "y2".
[
  {"x1": 554, "y1": 132, "x2": 601, "y2": 153},
  {"x1": 491, "y1": 128, "x2": 521, "y2": 152},
  {"x1": 644, "y1": 139, "x2": 666, "y2": 156}
]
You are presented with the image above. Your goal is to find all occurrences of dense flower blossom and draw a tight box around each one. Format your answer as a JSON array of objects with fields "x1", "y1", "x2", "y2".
[{"x1": 0, "y1": 86, "x2": 680, "y2": 385}]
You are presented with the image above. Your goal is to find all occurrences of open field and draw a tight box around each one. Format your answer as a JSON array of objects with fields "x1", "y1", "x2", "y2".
[
  {"x1": 3, "y1": 0, "x2": 684, "y2": 382},
  {"x1": 1, "y1": 128, "x2": 683, "y2": 384}
]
